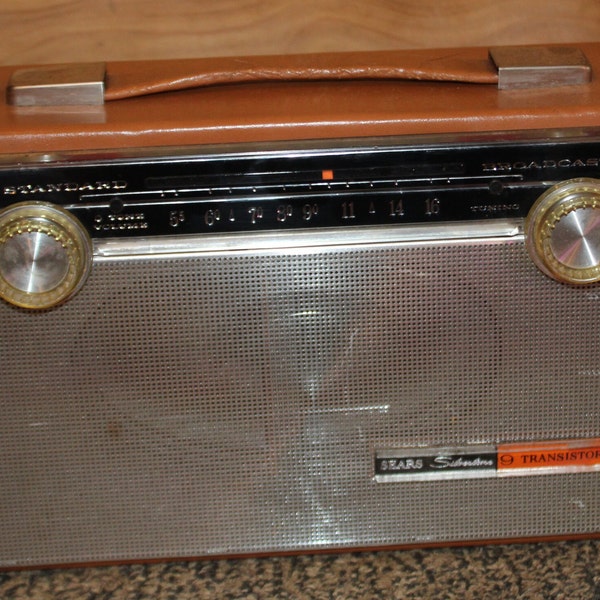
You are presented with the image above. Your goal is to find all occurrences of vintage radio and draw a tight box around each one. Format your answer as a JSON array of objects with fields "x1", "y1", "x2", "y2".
[{"x1": 2, "y1": 44, "x2": 600, "y2": 568}]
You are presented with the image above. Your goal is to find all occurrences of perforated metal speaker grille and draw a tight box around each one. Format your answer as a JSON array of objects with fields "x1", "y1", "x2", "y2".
[{"x1": 2, "y1": 235, "x2": 600, "y2": 567}]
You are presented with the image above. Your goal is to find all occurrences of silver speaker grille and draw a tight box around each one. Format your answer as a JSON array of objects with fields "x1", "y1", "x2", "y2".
[{"x1": 2, "y1": 232, "x2": 600, "y2": 566}]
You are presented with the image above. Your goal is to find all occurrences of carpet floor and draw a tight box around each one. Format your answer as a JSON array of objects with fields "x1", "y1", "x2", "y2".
[{"x1": 1, "y1": 539, "x2": 600, "y2": 599}]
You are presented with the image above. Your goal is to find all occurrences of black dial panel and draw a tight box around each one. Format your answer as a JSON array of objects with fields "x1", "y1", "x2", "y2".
[{"x1": 2, "y1": 132, "x2": 600, "y2": 238}]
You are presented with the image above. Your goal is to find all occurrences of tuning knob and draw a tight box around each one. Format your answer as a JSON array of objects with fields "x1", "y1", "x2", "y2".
[
  {"x1": 0, "y1": 202, "x2": 92, "y2": 309},
  {"x1": 525, "y1": 178, "x2": 600, "y2": 284}
]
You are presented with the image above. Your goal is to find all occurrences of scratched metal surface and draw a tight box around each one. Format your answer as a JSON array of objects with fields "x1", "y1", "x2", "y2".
[{"x1": 1, "y1": 237, "x2": 600, "y2": 567}]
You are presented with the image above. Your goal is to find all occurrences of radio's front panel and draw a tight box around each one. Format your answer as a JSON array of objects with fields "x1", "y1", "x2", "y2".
[{"x1": 2, "y1": 131, "x2": 600, "y2": 567}]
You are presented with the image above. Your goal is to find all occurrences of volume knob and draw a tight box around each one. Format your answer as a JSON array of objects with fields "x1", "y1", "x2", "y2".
[
  {"x1": 0, "y1": 202, "x2": 92, "y2": 309},
  {"x1": 526, "y1": 178, "x2": 600, "y2": 284}
]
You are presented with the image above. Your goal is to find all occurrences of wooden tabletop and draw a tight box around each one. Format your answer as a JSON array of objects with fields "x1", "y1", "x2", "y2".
[{"x1": 2, "y1": 0, "x2": 600, "y2": 65}]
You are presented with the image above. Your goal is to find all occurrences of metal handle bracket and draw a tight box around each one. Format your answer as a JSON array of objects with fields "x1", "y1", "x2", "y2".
[
  {"x1": 6, "y1": 62, "x2": 106, "y2": 106},
  {"x1": 489, "y1": 46, "x2": 591, "y2": 89}
]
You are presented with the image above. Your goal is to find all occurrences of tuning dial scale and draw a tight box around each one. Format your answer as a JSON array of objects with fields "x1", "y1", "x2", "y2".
[
  {"x1": 526, "y1": 178, "x2": 600, "y2": 285},
  {"x1": 0, "y1": 202, "x2": 93, "y2": 309}
]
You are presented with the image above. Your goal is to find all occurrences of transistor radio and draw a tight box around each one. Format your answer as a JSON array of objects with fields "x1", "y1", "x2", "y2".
[{"x1": 2, "y1": 44, "x2": 600, "y2": 568}]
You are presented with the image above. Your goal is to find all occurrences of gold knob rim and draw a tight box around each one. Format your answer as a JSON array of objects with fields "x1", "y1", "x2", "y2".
[
  {"x1": 526, "y1": 178, "x2": 600, "y2": 285},
  {"x1": 0, "y1": 202, "x2": 92, "y2": 309}
]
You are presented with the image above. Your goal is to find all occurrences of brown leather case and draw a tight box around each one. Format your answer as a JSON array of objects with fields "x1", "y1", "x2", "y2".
[{"x1": 1, "y1": 43, "x2": 599, "y2": 154}]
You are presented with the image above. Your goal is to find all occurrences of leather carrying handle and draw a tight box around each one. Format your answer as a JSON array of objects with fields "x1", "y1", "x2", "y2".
[
  {"x1": 6, "y1": 46, "x2": 591, "y2": 106},
  {"x1": 104, "y1": 48, "x2": 498, "y2": 101}
]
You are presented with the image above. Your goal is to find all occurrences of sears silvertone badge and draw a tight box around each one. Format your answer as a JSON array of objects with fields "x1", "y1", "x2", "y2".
[{"x1": 2, "y1": 44, "x2": 600, "y2": 568}]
